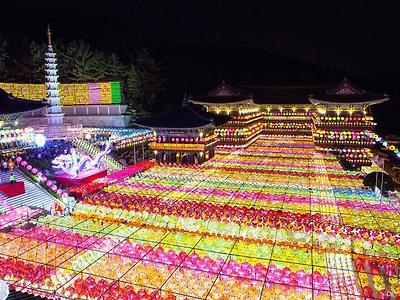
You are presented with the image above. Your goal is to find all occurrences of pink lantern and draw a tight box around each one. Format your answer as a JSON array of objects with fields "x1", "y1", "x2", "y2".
[
  {"x1": 62, "y1": 192, "x2": 68, "y2": 198},
  {"x1": 16, "y1": 157, "x2": 22, "y2": 163},
  {"x1": 46, "y1": 181, "x2": 52, "y2": 187},
  {"x1": 37, "y1": 172, "x2": 42, "y2": 177},
  {"x1": 41, "y1": 176, "x2": 47, "y2": 182},
  {"x1": 31, "y1": 168, "x2": 38, "y2": 174},
  {"x1": 51, "y1": 185, "x2": 57, "y2": 192},
  {"x1": 21, "y1": 161, "x2": 27, "y2": 167},
  {"x1": 56, "y1": 189, "x2": 63, "y2": 195},
  {"x1": 26, "y1": 165, "x2": 32, "y2": 171}
]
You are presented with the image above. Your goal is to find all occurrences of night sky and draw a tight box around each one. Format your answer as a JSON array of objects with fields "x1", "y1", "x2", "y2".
[{"x1": 1, "y1": 0, "x2": 399, "y2": 134}]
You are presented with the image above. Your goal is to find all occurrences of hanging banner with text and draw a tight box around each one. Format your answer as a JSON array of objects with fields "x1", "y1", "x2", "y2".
[{"x1": 0, "y1": 82, "x2": 122, "y2": 105}]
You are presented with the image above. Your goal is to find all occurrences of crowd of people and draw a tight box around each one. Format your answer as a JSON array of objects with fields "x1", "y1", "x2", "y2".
[
  {"x1": 0, "y1": 157, "x2": 14, "y2": 172},
  {"x1": 0, "y1": 140, "x2": 148, "y2": 184},
  {"x1": 0, "y1": 156, "x2": 17, "y2": 184},
  {"x1": 23, "y1": 140, "x2": 72, "y2": 177}
]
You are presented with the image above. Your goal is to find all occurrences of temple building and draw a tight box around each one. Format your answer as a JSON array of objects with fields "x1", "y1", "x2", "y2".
[
  {"x1": 190, "y1": 79, "x2": 388, "y2": 168},
  {"x1": 190, "y1": 81, "x2": 325, "y2": 147},
  {"x1": 309, "y1": 79, "x2": 388, "y2": 167},
  {"x1": 0, "y1": 88, "x2": 48, "y2": 155},
  {"x1": 134, "y1": 99, "x2": 217, "y2": 164}
]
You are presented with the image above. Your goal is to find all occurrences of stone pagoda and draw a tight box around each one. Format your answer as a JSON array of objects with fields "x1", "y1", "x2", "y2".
[{"x1": 45, "y1": 24, "x2": 64, "y2": 126}]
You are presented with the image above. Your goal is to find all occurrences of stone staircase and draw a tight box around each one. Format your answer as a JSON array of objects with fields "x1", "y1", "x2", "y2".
[
  {"x1": 72, "y1": 139, "x2": 124, "y2": 172},
  {"x1": 0, "y1": 170, "x2": 56, "y2": 212}
]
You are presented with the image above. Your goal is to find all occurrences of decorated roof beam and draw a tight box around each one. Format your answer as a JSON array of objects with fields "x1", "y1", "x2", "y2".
[
  {"x1": 309, "y1": 78, "x2": 389, "y2": 108},
  {"x1": 190, "y1": 80, "x2": 254, "y2": 107},
  {"x1": 191, "y1": 81, "x2": 330, "y2": 108},
  {"x1": 191, "y1": 80, "x2": 388, "y2": 116}
]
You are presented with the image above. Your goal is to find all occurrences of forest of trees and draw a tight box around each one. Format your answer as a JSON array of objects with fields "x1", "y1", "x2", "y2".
[
  {"x1": 0, "y1": 35, "x2": 165, "y2": 117},
  {"x1": 1, "y1": 32, "x2": 398, "y2": 134}
]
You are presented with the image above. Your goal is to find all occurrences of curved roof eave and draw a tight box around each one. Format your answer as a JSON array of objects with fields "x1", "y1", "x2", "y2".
[
  {"x1": 132, "y1": 122, "x2": 214, "y2": 131},
  {"x1": 309, "y1": 97, "x2": 389, "y2": 106},
  {"x1": 189, "y1": 99, "x2": 254, "y2": 106}
]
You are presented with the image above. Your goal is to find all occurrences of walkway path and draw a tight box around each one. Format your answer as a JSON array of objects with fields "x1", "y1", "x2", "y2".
[{"x1": 0, "y1": 170, "x2": 56, "y2": 211}]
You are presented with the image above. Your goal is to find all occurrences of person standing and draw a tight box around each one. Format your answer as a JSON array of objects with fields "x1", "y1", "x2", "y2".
[
  {"x1": 7, "y1": 159, "x2": 14, "y2": 171},
  {"x1": 9, "y1": 173, "x2": 15, "y2": 184}
]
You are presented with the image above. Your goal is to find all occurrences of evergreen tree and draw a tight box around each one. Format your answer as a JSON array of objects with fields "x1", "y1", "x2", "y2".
[
  {"x1": 60, "y1": 40, "x2": 92, "y2": 82},
  {"x1": 7, "y1": 35, "x2": 34, "y2": 82},
  {"x1": 30, "y1": 41, "x2": 46, "y2": 83},
  {"x1": 0, "y1": 36, "x2": 8, "y2": 80},
  {"x1": 56, "y1": 40, "x2": 72, "y2": 82},
  {"x1": 0, "y1": 35, "x2": 164, "y2": 117},
  {"x1": 105, "y1": 53, "x2": 126, "y2": 81},
  {"x1": 58, "y1": 40, "x2": 125, "y2": 83},
  {"x1": 58, "y1": 40, "x2": 102, "y2": 82},
  {"x1": 125, "y1": 63, "x2": 143, "y2": 116},
  {"x1": 133, "y1": 47, "x2": 165, "y2": 112},
  {"x1": 5, "y1": 39, "x2": 46, "y2": 83},
  {"x1": 90, "y1": 50, "x2": 108, "y2": 81}
]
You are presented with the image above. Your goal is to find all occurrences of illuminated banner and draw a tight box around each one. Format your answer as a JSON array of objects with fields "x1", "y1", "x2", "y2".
[
  {"x1": 75, "y1": 83, "x2": 89, "y2": 105},
  {"x1": 88, "y1": 82, "x2": 100, "y2": 104},
  {"x1": 0, "y1": 82, "x2": 122, "y2": 105},
  {"x1": 149, "y1": 142, "x2": 205, "y2": 152},
  {"x1": 60, "y1": 84, "x2": 76, "y2": 105},
  {"x1": 0, "y1": 83, "x2": 12, "y2": 93},
  {"x1": 29, "y1": 84, "x2": 46, "y2": 100},
  {"x1": 100, "y1": 82, "x2": 112, "y2": 104},
  {"x1": 111, "y1": 82, "x2": 121, "y2": 104}
]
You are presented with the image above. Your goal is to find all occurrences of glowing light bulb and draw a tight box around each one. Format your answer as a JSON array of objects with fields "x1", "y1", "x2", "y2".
[{"x1": 34, "y1": 134, "x2": 46, "y2": 147}]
